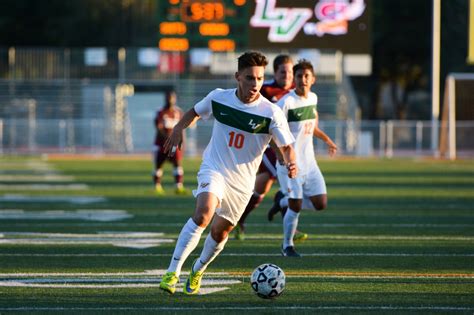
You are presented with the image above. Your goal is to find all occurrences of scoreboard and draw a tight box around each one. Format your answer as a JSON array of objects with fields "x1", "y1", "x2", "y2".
[
  {"x1": 157, "y1": 0, "x2": 249, "y2": 52},
  {"x1": 157, "y1": 0, "x2": 371, "y2": 55}
]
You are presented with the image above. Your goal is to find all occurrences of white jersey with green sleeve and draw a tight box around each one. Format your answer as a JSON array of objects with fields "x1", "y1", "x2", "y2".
[
  {"x1": 194, "y1": 88, "x2": 294, "y2": 192},
  {"x1": 276, "y1": 90, "x2": 318, "y2": 175}
]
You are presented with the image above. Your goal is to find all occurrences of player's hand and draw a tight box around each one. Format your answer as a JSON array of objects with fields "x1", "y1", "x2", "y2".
[
  {"x1": 163, "y1": 128, "x2": 182, "y2": 157},
  {"x1": 328, "y1": 142, "x2": 338, "y2": 157},
  {"x1": 286, "y1": 162, "x2": 297, "y2": 179}
]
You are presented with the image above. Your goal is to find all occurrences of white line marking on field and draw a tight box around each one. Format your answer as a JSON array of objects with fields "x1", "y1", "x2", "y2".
[
  {"x1": 0, "y1": 194, "x2": 106, "y2": 204},
  {"x1": 0, "y1": 232, "x2": 173, "y2": 248},
  {"x1": 0, "y1": 271, "x2": 239, "y2": 294},
  {"x1": 0, "y1": 175, "x2": 75, "y2": 181},
  {"x1": 0, "y1": 184, "x2": 88, "y2": 190},
  {"x1": 0, "y1": 270, "x2": 229, "y2": 277},
  {"x1": 0, "y1": 209, "x2": 132, "y2": 221}
]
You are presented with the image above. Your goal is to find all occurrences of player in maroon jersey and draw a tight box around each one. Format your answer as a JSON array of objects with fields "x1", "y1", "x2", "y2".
[
  {"x1": 153, "y1": 90, "x2": 187, "y2": 195},
  {"x1": 234, "y1": 55, "x2": 307, "y2": 242}
]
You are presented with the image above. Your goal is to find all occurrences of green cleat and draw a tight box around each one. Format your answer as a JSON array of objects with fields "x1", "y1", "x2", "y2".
[
  {"x1": 184, "y1": 259, "x2": 204, "y2": 295},
  {"x1": 159, "y1": 271, "x2": 179, "y2": 294},
  {"x1": 293, "y1": 230, "x2": 308, "y2": 242},
  {"x1": 155, "y1": 184, "x2": 165, "y2": 195},
  {"x1": 234, "y1": 225, "x2": 245, "y2": 241},
  {"x1": 175, "y1": 186, "x2": 188, "y2": 195}
]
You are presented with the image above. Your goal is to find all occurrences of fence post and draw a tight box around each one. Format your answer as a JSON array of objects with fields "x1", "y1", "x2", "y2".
[
  {"x1": 118, "y1": 48, "x2": 126, "y2": 82},
  {"x1": 0, "y1": 119, "x2": 3, "y2": 154},
  {"x1": 379, "y1": 121, "x2": 386, "y2": 157},
  {"x1": 416, "y1": 121, "x2": 423, "y2": 155},
  {"x1": 386, "y1": 120, "x2": 394, "y2": 158},
  {"x1": 59, "y1": 120, "x2": 66, "y2": 152}
]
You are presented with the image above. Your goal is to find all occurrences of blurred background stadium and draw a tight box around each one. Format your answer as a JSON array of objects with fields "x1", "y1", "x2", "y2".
[{"x1": 0, "y1": 0, "x2": 473, "y2": 158}]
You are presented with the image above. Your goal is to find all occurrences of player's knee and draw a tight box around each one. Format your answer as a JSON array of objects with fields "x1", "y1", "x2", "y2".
[
  {"x1": 192, "y1": 207, "x2": 214, "y2": 227},
  {"x1": 312, "y1": 195, "x2": 327, "y2": 211},
  {"x1": 210, "y1": 228, "x2": 229, "y2": 242}
]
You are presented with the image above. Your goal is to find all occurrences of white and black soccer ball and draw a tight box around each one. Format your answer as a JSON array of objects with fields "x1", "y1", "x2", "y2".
[{"x1": 250, "y1": 263, "x2": 286, "y2": 299}]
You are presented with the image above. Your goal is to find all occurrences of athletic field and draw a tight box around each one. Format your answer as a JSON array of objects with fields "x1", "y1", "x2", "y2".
[{"x1": 0, "y1": 156, "x2": 473, "y2": 314}]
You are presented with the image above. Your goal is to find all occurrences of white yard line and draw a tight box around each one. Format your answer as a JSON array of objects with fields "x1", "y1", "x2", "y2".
[
  {"x1": 0, "y1": 210, "x2": 131, "y2": 221},
  {"x1": 0, "y1": 184, "x2": 88, "y2": 190},
  {"x1": 0, "y1": 231, "x2": 173, "y2": 248},
  {"x1": 0, "y1": 175, "x2": 75, "y2": 181},
  {"x1": 0, "y1": 195, "x2": 106, "y2": 204}
]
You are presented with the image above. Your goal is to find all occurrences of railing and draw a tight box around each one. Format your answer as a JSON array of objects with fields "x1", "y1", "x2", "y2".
[{"x1": 1, "y1": 118, "x2": 472, "y2": 158}]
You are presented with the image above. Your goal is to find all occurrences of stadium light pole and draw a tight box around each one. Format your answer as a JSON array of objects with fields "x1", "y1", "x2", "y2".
[{"x1": 431, "y1": 0, "x2": 441, "y2": 157}]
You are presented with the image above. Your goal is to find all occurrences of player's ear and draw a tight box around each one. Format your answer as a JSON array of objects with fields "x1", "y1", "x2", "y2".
[{"x1": 234, "y1": 71, "x2": 240, "y2": 81}]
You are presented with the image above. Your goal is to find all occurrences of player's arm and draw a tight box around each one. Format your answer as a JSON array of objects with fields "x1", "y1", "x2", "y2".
[
  {"x1": 313, "y1": 111, "x2": 337, "y2": 157},
  {"x1": 164, "y1": 108, "x2": 200, "y2": 156},
  {"x1": 279, "y1": 144, "x2": 297, "y2": 179}
]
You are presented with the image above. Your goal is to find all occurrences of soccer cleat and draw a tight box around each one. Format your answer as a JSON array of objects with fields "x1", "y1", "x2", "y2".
[
  {"x1": 155, "y1": 184, "x2": 165, "y2": 195},
  {"x1": 281, "y1": 245, "x2": 301, "y2": 257},
  {"x1": 267, "y1": 190, "x2": 284, "y2": 221},
  {"x1": 184, "y1": 259, "x2": 204, "y2": 295},
  {"x1": 159, "y1": 271, "x2": 179, "y2": 294},
  {"x1": 175, "y1": 186, "x2": 188, "y2": 195},
  {"x1": 234, "y1": 225, "x2": 245, "y2": 241},
  {"x1": 293, "y1": 231, "x2": 308, "y2": 242}
]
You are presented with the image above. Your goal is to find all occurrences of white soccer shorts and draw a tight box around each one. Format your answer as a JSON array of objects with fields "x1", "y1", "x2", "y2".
[{"x1": 193, "y1": 167, "x2": 252, "y2": 226}]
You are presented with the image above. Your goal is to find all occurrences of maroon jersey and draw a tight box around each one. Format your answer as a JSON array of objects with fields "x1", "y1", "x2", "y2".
[
  {"x1": 154, "y1": 106, "x2": 183, "y2": 146},
  {"x1": 260, "y1": 80, "x2": 294, "y2": 103}
]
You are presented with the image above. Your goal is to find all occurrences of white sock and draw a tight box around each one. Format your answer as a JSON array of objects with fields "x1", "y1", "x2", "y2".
[
  {"x1": 280, "y1": 196, "x2": 288, "y2": 209},
  {"x1": 283, "y1": 208, "x2": 299, "y2": 249},
  {"x1": 193, "y1": 233, "x2": 228, "y2": 273},
  {"x1": 167, "y1": 218, "x2": 205, "y2": 276}
]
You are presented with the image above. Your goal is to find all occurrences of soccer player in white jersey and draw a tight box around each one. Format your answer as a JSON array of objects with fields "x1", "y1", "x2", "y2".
[
  {"x1": 276, "y1": 59, "x2": 337, "y2": 257},
  {"x1": 159, "y1": 51, "x2": 297, "y2": 295}
]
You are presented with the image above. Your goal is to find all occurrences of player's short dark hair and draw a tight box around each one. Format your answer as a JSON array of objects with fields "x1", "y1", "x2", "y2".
[
  {"x1": 273, "y1": 54, "x2": 293, "y2": 73},
  {"x1": 238, "y1": 51, "x2": 268, "y2": 71},
  {"x1": 293, "y1": 59, "x2": 314, "y2": 75}
]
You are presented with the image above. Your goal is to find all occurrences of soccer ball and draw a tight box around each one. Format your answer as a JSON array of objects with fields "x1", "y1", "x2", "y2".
[{"x1": 250, "y1": 263, "x2": 286, "y2": 299}]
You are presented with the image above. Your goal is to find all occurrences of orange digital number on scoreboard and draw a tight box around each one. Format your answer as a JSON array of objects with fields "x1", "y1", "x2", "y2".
[
  {"x1": 199, "y1": 23, "x2": 229, "y2": 36},
  {"x1": 208, "y1": 39, "x2": 235, "y2": 51},
  {"x1": 181, "y1": 1, "x2": 225, "y2": 22},
  {"x1": 159, "y1": 22, "x2": 187, "y2": 35},
  {"x1": 159, "y1": 38, "x2": 189, "y2": 51}
]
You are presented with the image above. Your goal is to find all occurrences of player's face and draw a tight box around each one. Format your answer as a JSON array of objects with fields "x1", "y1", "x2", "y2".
[
  {"x1": 294, "y1": 68, "x2": 315, "y2": 96},
  {"x1": 235, "y1": 66, "x2": 265, "y2": 103},
  {"x1": 274, "y1": 62, "x2": 293, "y2": 90},
  {"x1": 167, "y1": 91, "x2": 177, "y2": 108}
]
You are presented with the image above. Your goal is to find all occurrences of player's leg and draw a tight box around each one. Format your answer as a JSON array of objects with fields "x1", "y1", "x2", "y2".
[
  {"x1": 160, "y1": 192, "x2": 218, "y2": 294},
  {"x1": 185, "y1": 185, "x2": 249, "y2": 294},
  {"x1": 184, "y1": 215, "x2": 233, "y2": 294},
  {"x1": 282, "y1": 197, "x2": 302, "y2": 257},
  {"x1": 305, "y1": 166, "x2": 328, "y2": 211},
  {"x1": 160, "y1": 169, "x2": 224, "y2": 294},
  {"x1": 170, "y1": 149, "x2": 186, "y2": 194},
  {"x1": 235, "y1": 172, "x2": 275, "y2": 240},
  {"x1": 152, "y1": 145, "x2": 166, "y2": 194},
  {"x1": 235, "y1": 148, "x2": 277, "y2": 239}
]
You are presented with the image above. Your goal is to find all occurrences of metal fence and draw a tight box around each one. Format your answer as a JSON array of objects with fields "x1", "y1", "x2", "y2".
[{"x1": 1, "y1": 118, "x2": 473, "y2": 158}]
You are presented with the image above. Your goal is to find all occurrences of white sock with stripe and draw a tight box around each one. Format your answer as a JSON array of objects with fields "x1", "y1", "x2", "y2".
[
  {"x1": 283, "y1": 208, "x2": 299, "y2": 249},
  {"x1": 167, "y1": 218, "x2": 205, "y2": 276},
  {"x1": 193, "y1": 233, "x2": 228, "y2": 273}
]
